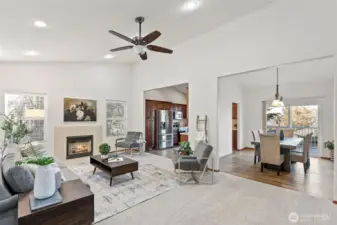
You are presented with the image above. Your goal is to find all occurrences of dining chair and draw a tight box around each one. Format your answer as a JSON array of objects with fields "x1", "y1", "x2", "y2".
[
  {"x1": 260, "y1": 134, "x2": 284, "y2": 176},
  {"x1": 251, "y1": 130, "x2": 261, "y2": 164},
  {"x1": 290, "y1": 133, "x2": 312, "y2": 174}
]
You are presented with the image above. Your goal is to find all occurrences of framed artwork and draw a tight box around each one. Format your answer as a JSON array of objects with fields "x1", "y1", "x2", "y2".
[
  {"x1": 64, "y1": 98, "x2": 97, "y2": 122},
  {"x1": 106, "y1": 101, "x2": 126, "y2": 119},
  {"x1": 106, "y1": 120, "x2": 126, "y2": 137},
  {"x1": 106, "y1": 100, "x2": 127, "y2": 137}
]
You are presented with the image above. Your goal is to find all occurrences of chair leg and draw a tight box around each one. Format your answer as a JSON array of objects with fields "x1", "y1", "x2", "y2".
[
  {"x1": 254, "y1": 155, "x2": 257, "y2": 164},
  {"x1": 260, "y1": 163, "x2": 264, "y2": 172},
  {"x1": 277, "y1": 165, "x2": 281, "y2": 176},
  {"x1": 303, "y1": 163, "x2": 307, "y2": 174}
]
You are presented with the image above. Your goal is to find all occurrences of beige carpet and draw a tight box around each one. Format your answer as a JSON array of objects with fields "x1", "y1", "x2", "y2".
[{"x1": 62, "y1": 153, "x2": 337, "y2": 225}]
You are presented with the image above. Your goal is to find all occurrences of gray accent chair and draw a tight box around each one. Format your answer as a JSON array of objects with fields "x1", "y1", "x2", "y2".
[
  {"x1": 172, "y1": 141, "x2": 214, "y2": 184},
  {"x1": 115, "y1": 132, "x2": 142, "y2": 152}
]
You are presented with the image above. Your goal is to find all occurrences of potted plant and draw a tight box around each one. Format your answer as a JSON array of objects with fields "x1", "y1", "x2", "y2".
[
  {"x1": 17, "y1": 156, "x2": 55, "y2": 199},
  {"x1": 179, "y1": 141, "x2": 193, "y2": 156},
  {"x1": 99, "y1": 143, "x2": 111, "y2": 159},
  {"x1": 324, "y1": 140, "x2": 334, "y2": 162}
]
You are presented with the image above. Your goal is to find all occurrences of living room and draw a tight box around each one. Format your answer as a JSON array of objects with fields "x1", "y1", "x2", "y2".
[{"x1": 1, "y1": 0, "x2": 337, "y2": 225}]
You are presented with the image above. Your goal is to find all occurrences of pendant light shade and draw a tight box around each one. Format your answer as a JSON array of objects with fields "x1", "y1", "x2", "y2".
[{"x1": 271, "y1": 68, "x2": 284, "y2": 107}]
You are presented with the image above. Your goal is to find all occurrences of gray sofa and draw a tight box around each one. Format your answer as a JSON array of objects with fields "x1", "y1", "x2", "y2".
[
  {"x1": 0, "y1": 159, "x2": 18, "y2": 225},
  {"x1": 0, "y1": 144, "x2": 64, "y2": 225}
]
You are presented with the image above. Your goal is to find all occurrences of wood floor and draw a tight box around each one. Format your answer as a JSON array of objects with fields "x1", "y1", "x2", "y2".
[
  {"x1": 219, "y1": 150, "x2": 334, "y2": 200},
  {"x1": 149, "y1": 149, "x2": 334, "y2": 200}
]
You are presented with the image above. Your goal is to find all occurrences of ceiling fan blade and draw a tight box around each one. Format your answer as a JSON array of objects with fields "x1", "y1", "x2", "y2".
[
  {"x1": 110, "y1": 46, "x2": 134, "y2": 52},
  {"x1": 147, "y1": 45, "x2": 173, "y2": 54},
  {"x1": 109, "y1": 30, "x2": 136, "y2": 44},
  {"x1": 141, "y1": 31, "x2": 161, "y2": 45},
  {"x1": 139, "y1": 52, "x2": 148, "y2": 60}
]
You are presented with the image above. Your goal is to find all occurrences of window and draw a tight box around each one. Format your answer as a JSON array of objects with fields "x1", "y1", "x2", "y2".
[
  {"x1": 266, "y1": 105, "x2": 318, "y2": 128},
  {"x1": 5, "y1": 93, "x2": 46, "y2": 141},
  {"x1": 266, "y1": 107, "x2": 289, "y2": 127},
  {"x1": 291, "y1": 106, "x2": 318, "y2": 127}
]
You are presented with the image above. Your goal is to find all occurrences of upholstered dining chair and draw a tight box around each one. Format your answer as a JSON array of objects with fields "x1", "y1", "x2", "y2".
[
  {"x1": 290, "y1": 133, "x2": 312, "y2": 174},
  {"x1": 260, "y1": 134, "x2": 284, "y2": 176},
  {"x1": 251, "y1": 130, "x2": 261, "y2": 164}
]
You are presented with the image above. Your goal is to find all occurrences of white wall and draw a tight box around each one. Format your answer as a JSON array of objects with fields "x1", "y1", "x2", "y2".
[
  {"x1": 130, "y1": 0, "x2": 334, "y2": 169},
  {"x1": 0, "y1": 62, "x2": 132, "y2": 154},
  {"x1": 144, "y1": 87, "x2": 187, "y2": 104},
  {"x1": 242, "y1": 81, "x2": 334, "y2": 157},
  {"x1": 218, "y1": 77, "x2": 244, "y2": 157}
]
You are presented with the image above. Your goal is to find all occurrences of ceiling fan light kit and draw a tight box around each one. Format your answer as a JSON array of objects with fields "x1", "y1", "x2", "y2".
[{"x1": 108, "y1": 16, "x2": 173, "y2": 60}]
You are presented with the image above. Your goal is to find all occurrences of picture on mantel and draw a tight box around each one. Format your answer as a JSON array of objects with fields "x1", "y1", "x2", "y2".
[{"x1": 64, "y1": 98, "x2": 97, "y2": 122}]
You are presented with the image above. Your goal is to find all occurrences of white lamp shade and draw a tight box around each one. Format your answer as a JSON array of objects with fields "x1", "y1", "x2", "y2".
[
  {"x1": 271, "y1": 99, "x2": 285, "y2": 107},
  {"x1": 134, "y1": 45, "x2": 147, "y2": 54}
]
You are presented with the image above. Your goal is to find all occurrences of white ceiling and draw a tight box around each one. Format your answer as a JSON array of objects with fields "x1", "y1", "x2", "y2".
[
  {"x1": 0, "y1": 0, "x2": 275, "y2": 64},
  {"x1": 221, "y1": 57, "x2": 334, "y2": 89}
]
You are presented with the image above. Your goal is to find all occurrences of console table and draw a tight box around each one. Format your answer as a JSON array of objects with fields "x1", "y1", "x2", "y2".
[{"x1": 18, "y1": 179, "x2": 94, "y2": 225}]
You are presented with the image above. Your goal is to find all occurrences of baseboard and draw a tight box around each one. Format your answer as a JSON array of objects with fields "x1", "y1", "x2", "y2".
[
  {"x1": 240, "y1": 147, "x2": 255, "y2": 151},
  {"x1": 207, "y1": 167, "x2": 220, "y2": 172},
  {"x1": 321, "y1": 157, "x2": 332, "y2": 160}
]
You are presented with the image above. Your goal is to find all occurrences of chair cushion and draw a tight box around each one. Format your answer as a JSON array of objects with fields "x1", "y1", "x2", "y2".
[
  {"x1": 194, "y1": 142, "x2": 213, "y2": 159},
  {"x1": 290, "y1": 152, "x2": 306, "y2": 163},
  {"x1": 125, "y1": 132, "x2": 142, "y2": 142},
  {"x1": 172, "y1": 157, "x2": 200, "y2": 170},
  {"x1": 116, "y1": 141, "x2": 139, "y2": 148},
  {"x1": 2, "y1": 146, "x2": 34, "y2": 193}
]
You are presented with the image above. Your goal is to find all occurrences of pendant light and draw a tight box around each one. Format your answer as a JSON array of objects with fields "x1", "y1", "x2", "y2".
[{"x1": 271, "y1": 68, "x2": 284, "y2": 107}]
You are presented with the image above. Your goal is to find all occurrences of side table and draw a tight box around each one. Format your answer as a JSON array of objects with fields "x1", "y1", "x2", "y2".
[{"x1": 18, "y1": 179, "x2": 94, "y2": 225}]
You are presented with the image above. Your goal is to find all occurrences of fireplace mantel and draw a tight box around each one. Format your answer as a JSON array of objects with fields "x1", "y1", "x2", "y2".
[{"x1": 54, "y1": 126, "x2": 102, "y2": 161}]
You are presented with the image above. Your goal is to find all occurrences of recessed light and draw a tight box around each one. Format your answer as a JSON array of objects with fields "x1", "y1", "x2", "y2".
[
  {"x1": 34, "y1": 20, "x2": 47, "y2": 28},
  {"x1": 24, "y1": 51, "x2": 40, "y2": 56},
  {"x1": 104, "y1": 54, "x2": 115, "y2": 59},
  {"x1": 181, "y1": 0, "x2": 201, "y2": 12}
]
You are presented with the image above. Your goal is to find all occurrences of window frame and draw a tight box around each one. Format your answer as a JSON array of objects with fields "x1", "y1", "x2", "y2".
[
  {"x1": 266, "y1": 105, "x2": 318, "y2": 129},
  {"x1": 4, "y1": 92, "x2": 47, "y2": 142}
]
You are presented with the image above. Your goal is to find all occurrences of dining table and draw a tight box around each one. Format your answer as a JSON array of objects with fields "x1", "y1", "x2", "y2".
[{"x1": 251, "y1": 137, "x2": 303, "y2": 172}]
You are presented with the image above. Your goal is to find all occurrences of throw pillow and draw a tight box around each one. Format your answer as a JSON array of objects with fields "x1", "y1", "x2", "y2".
[
  {"x1": 20, "y1": 141, "x2": 47, "y2": 158},
  {"x1": 2, "y1": 152, "x2": 34, "y2": 193}
]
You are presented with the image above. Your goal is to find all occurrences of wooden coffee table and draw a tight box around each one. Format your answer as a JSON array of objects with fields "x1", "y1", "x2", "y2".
[{"x1": 90, "y1": 155, "x2": 138, "y2": 186}]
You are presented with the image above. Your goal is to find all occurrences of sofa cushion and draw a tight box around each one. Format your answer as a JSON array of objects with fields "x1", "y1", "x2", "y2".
[
  {"x1": 0, "y1": 158, "x2": 12, "y2": 201},
  {"x1": 2, "y1": 146, "x2": 34, "y2": 193}
]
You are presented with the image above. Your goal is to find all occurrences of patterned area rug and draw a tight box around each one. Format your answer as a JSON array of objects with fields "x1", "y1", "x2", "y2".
[{"x1": 68, "y1": 162, "x2": 178, "y2": 223}]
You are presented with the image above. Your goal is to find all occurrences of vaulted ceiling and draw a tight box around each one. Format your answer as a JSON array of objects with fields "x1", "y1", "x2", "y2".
[{"x1": 0, "y1": 0, "x2": 276, "y2": 64}]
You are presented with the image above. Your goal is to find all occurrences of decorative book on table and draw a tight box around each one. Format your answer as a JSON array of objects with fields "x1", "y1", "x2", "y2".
[
  {"x1": 29, "y1": 190, "x2": 63, "y2": 211},
  {"x1": 108, "y1": 157, "x2": 124, "y2": 163}
]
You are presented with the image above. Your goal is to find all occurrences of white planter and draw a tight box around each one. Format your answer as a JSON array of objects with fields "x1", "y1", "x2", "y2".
[
  {"x1": 34, "y1": 165, "x2": 56, "y2": 199},
  {"x1": 101, "y1": 154, "x2": 109, "y2": 160}
]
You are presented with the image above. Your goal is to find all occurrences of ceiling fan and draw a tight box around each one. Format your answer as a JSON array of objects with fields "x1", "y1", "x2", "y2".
[{"x1": 109, "y1": 16, "x2": 173, "y2": 60}]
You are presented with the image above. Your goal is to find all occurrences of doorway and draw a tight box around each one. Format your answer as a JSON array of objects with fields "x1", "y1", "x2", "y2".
[{"x1": 232, "y1": 103, "x2": 238, "y2": 151}]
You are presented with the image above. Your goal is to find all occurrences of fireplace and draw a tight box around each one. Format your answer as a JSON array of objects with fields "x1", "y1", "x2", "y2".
[{"x1": 66, "y1": 135, "x2": 93, "y2": 159}]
